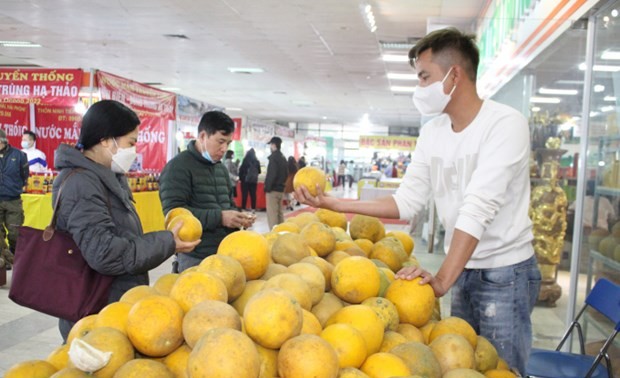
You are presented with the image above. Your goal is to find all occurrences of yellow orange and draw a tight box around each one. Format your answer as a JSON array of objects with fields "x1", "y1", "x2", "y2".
[
  {"x1": 94, "y1": 301, "x2": 132, "y2": 335},
  {"x1": 182, "y1": 300, "x2": 241, "y2": 348},
  {"x1": 126, "y1": 296, "x2": 184, "y2": 357},
  {"x1": 385, "y1": 278, "x2": 435, "y2": 327},
  {"x1": 217, "y1": 230, "x2": 270, "y2": 279},
  {"x1": 360, "y1": 352, "x2": 410, "y2": 378},
  {"x1": 320, "y1": 324, "x2": 368, "y2": 368},
  {"x1": 169, "y1": 271, "x2": 228, "y2": 312},
  {"x1": 4, "y1": 360, "x2": 57, "y2": 378},
  {"x1": 164, "y1": 207, "x2": 192, "y2": 229},
  {"x1": 243, "y1": 288, "x2": 303, "y2": 349},
  {"x1": 293, "y1": 167, "x2": 327, "y2": 196},
  {"x1": 166, "y1": 213, "x2": 203, "y2": 242},
  {"x1": 331, "y1": 256, "x2": 380, "y2": 304},
  {"x1": 326, "y1": 305, "x2": 384, "y2": 354},
  {"x1": 197, "y1": 254, "x2": 246, "y2": 300},
  {"x1": 188, "y1": 328, "x2": 260, "y2": 378},
  {"x1": 278, "y1": 334, "x2": 339, "y2": 378}
]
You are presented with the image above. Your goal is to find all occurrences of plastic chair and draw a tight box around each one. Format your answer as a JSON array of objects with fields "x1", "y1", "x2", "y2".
[{"x1": 526, "y1": 278, "x2": 620, "y2": 378}]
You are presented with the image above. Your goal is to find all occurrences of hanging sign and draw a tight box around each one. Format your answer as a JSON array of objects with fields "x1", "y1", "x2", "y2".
[
  {"x1": 359, "y1": 135, "x2": 417, "y2": 151},
  {"x1": 0, "y1": 68, "x2": 82, "y2": 106},
  {"x1": 0, "y1": 103, "x2": 30, "y2": 148},
  {"x1": 97, "y1": 71, "x2": 176, "y2": 171},
  {"x1": 35, "y1": 106, "x2": 82, "y2": 170}
]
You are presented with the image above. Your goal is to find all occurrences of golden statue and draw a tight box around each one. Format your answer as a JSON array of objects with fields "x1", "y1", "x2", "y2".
[{"x1": 529, "y1": 139, "x2": 567, "y2": 307}]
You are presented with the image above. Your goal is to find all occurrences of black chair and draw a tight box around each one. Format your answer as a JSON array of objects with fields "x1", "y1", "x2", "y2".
[{"x1": 526, "y1": 278, "x2": 620, "y2": 378}]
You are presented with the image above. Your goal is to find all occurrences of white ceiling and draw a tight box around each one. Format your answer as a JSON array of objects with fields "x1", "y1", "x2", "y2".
[{"x1": 0, "y1": 0, "x2": 488, "y2": 128}]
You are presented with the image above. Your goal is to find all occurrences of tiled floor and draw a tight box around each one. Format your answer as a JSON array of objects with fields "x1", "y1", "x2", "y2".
[{"x1": 0, "y1": 184, "x2": 607, "y2": 375}]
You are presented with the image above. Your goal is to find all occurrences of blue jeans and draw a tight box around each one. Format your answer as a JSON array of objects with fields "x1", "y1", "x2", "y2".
[
  {"x1": 451, "y1": 255, "x2": 541, "y2": 376},
  {"x1": 176, "y1": 253, "x2": 204, "y2": 273}
]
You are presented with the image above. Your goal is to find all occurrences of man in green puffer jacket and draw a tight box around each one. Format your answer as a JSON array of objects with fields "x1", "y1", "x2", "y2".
[{"x1": 159, "y1": 111, "x2": 255, "y2": 272}]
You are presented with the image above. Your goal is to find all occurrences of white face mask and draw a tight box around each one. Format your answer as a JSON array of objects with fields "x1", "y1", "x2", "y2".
[
  {"x1": 21, "y1": 141, "x2": 32, "y2": 149},
  {"x1": 412, "y1": 67, "x2": 456, "y2": 116},
  {"x1": 109, "y1": 138, "x2": 137, "y2": 174}
]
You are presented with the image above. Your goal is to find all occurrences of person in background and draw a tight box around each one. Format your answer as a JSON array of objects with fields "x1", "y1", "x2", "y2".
[
  {"x1": 337, "y1": 160, "x2": 346, "y2": 189},
  {"x1": 298, "y1": 156, "x2": 306, "y2": 169},
  {"x1": 160, "y1": 111, "x2": 254, "y2": 272},
  {"x1": 239, "y1": 148, "x2": 261, "y2": 212},
  {"x1": 295, "y1": 28, "x2": 540, "y2": 376},
  {"x1": 346, "y1": 160, "x2": 355, "y2": 188},
  {"x1": 264, "y1": 136, "x2": 288, "y2": 229},
  {"x1": 0, "y1": 129, "x2": 28, "y2": 271},
  {"x1": 391, "y1": 161, "x2": 399, "y2": 178},
  {"x1": 21, "y1": 131, "x2": 47, "y2": 173},
  {"x1": 284, "y1": 156, "x2": 299, "y2": 211},
  {"x1": 223, "y1": 150, "x2": 239, "y2": 198},
  {"x1": 52, "y1": 100, "x2": 199, "y2": 341},
  {"x1": 383, "y1": 162, "x2": 394, "y2": 177}
]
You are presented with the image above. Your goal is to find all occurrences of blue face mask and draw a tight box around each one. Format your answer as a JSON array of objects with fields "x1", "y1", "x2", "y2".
[{"x1": 201, "y1": 140, "x2": 214, "y2": 163}]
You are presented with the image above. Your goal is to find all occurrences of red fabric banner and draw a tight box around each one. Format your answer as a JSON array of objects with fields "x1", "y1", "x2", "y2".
[
  {"x1": 0, "y1": 68, "x2": 82, "y2": 107},
  {"x1": 35, "y1": 106, "x2": 82, "y2": 170},
  {"x1": 96, "y1": 71, "x2": 175, "y2": 171},
  {"x1": 232, "y1": 118, "x2": 242, "y2": 141},
  {"x1": 0, "y1": 103, "x2": 30, "y2": 148}
]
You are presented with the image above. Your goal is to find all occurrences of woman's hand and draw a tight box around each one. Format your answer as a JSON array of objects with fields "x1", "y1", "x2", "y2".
[{"x1": 170, "y1": 221, "x2": 201, "y2": 253}]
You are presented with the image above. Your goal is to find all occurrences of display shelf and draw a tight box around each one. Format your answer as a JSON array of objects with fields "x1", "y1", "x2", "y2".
[
  {"x1": 591, "y1": 134, "x2": 620, "y2": 142},
  {"x1": 594, "y1": 186, "x2": 620, "y2": 196},
  {"x1": 589, "y1": 250, "x2": 620, "y2": 271}
]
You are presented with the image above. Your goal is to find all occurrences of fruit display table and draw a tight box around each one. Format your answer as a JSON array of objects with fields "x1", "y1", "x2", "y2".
[{"x1": 22, "y1": 191, "x2": 165, "y2": 233}]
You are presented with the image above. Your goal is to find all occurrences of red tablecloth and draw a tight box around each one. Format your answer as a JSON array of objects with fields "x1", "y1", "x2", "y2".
[{"x1": 234, "y1": 182, "x2": 267, "y2": 210}]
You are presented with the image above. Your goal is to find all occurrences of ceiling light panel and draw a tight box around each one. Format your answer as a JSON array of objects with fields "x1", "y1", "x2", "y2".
[
  {"x1": 530, "y1": 97, "x2": 561, "y2": 104},
  {"x1": 538, "y1": 87, "x2": 578, "y2": 95}
]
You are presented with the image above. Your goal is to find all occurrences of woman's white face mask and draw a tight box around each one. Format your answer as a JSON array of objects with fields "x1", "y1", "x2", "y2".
[
  {"x1": 412, "y1": 67, "x2": 456, "y2": 116},
  {"x1": 108, "y1": 138, "x2": 137, "y2": 173}
]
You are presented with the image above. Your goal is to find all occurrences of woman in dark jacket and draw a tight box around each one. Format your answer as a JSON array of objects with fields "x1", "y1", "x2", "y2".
[
  {"x1": 238, "y1": 148, "x2": 261, "y2": 211},
  {"x1": 52, "y1": 100, "x2": 198, "y2": 341},
  {"x1": 284, "y1": 156, "x2": 298, "y2": 210}
]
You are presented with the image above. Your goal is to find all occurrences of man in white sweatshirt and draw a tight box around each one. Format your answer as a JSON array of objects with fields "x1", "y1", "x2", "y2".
[
  {"x1": 295, "y1": 28, "x2": 540, "y2": 375},
  {"x1": 21, "y1": 131, "x2": 47, "y2": 173}
]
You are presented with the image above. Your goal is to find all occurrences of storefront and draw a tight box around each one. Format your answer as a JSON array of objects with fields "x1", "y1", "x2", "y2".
[{"x1": 481, "y1": 0, "x2": 620, "y2": 353}]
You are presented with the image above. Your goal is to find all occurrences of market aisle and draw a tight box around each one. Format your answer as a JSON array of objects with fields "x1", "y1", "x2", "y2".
[{"x1": 0, "y1": 184, "x2": 572, "y2": 375}]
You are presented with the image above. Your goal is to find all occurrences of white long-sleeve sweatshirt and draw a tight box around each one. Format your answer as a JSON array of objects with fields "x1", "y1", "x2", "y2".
[{"x1": 393, "y1": 100, "x2": 534, "y2": 269}]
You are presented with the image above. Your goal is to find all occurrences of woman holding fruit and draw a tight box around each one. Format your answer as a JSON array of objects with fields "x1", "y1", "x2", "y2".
[{"x1": 52, "y1": 100, "x2": 199, "y2": 341}]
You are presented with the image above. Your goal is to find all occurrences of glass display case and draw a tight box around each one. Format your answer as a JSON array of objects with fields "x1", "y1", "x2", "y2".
[{"x1": 579, "y1": 1, "x2": 620, "y2": 347}]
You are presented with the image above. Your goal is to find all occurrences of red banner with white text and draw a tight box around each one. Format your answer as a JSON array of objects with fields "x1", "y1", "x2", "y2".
[
  {"x1": 96, "y1": 71, "x2": 175, "y2": 171},
  {"x1": 35, "y1": 106, "x2": 82, "y2": 170},
  {"x1": 0, "y1": 68, "x2": 82, "y2": 107},
  {"x1": 0, "y1": 103, "x2": 30, "y2": 148}
]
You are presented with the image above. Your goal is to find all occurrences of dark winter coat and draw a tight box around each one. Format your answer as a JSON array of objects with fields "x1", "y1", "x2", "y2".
[
  {"x1": 159, "y1": 140, "x2": 236, "y2": 260},
  {"x1": 0, "y1": 144, "x2": 29, "y2": 201},
  {"x1": 52, "y1": 144, "x2": 176, "y2": 304},
  {"x1": 264, "y1": 150, "x2": 288, "y2": 193}
]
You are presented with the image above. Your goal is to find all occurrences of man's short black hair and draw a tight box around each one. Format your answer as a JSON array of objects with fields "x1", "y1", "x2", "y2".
[
  {"x1": 23, "y1": 130, "x2": 37, "y2": 141},
  {"x1": 409, "y1": 27, "x2": 480, "y2": 82},
  {"x1": 198, "y1": 111, "x2": 235, "y2": 136}
]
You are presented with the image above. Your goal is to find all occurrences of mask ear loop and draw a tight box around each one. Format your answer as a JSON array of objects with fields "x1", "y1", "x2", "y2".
[{"x1": 442, "y1": 67, "x2": 457, "y2": 96}]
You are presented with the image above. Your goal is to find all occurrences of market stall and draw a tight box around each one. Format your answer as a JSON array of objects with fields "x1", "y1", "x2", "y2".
[
  {"x1": 0, "y1": 68, "x2": 180, "y2": 236},
  {"x1": 357, "y1": 135, "x2": 416, "y2": 199},
  {"x1": 22, "y1": 191, "x2": 165, "y2": 232}
]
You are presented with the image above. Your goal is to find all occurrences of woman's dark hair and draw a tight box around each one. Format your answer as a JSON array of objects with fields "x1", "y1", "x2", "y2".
[
  {"x1": 78, "y1": 100, "x2": 140, "y2": 150},
  {"x1": 225, "y1": 150, "x2": 234, "y2": 159},
  {"x1": 287, "y1": 156, "x2": 298, "y2": 174}
]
